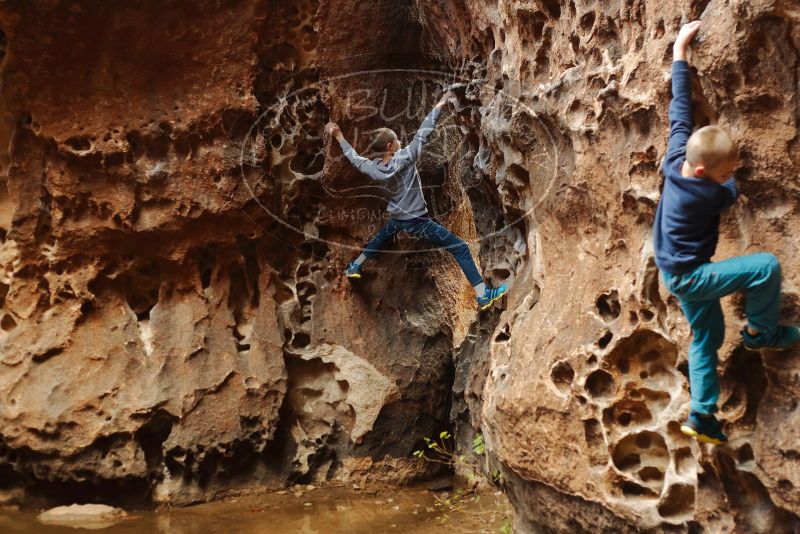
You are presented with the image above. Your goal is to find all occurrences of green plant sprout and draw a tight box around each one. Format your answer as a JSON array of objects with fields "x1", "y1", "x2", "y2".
[
  {"x1": 472, "y1": 433, "x2": 486, "y2": 455},
  {"x1": 412, "y1": 431, "x2": 512, "y2": 532}
]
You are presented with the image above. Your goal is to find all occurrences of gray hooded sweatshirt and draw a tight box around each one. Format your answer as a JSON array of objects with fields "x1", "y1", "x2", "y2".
[{"x1": 338, "y1": 107, "x2": 441, "y2": 220}]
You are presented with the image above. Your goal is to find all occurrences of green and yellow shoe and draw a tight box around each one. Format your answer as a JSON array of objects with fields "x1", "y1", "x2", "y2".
[
  {"x1": 345, "y1": 261, "x2": 362, "y2": 279},
  {"x1": 680, "y1": 412, "x2": 727, "y2": 445},
  {"x1": 477, "y1": 283, "x2": 508, "y2": 311}
]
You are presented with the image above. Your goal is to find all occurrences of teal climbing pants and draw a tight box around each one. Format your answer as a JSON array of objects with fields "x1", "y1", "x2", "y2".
[{"x1": 662, "y1": 253, "x2": 782, "y2": 414}]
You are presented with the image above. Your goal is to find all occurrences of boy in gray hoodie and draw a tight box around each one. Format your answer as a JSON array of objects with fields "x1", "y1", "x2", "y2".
[{"x1": 326, "y1": 90, "x2": 507, "y2": 310}]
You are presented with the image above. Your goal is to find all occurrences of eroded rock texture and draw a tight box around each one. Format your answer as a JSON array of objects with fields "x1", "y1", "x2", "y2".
[
  {"x1": 426, "y1": 0, "x2": 800, "y2": 532},
  {"x1": 0, "y1": 0, "x2": 799, "y2": 532},
  {"x1": 0, "y1": 0, "x2": 465, "y2": 506}
]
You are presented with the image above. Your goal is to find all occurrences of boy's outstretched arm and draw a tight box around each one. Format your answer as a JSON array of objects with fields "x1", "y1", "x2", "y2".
[
  {"x1": 326, "y1": 122, "x2": 390, "y2": 182},
  {"x1": 394, "y1": 90, "x2": 453, "y2": 167},
  {"x1": 663, "y1": 21, "x2": 702, "y2": 170}
]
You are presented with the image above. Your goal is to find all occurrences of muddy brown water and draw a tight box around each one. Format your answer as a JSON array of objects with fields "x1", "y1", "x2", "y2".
[{"x1": 0, "y1": 486, "x2": 512, "y2": 533}]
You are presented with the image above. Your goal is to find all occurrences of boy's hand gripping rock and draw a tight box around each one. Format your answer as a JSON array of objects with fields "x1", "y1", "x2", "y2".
[
  {"x1": 674, "y1": 20, "x2": 702, "y2": 61},
  {"x1": 325, "y1": 121, "x2": 343, "y2": 141}
]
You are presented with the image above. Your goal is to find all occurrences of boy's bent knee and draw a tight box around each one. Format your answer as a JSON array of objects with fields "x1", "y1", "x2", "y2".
[
  {"x1": 452, "y1": 241, "x2": 470, "y2": 256},
  {"x1": 760, "y1": 252, "x2": 781, "y2": 276},
  {"x1": 748, "y1": 252, "x2": 781, "y2": 280},
  {"x1": 446, "y1": 237, "x2": 466, "y2": 251}
]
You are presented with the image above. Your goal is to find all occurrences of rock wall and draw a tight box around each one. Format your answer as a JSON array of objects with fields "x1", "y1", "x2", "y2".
[
  {"x1": 422, "y1": 0, "x2": 800, "y2": 532},
  {"x1": 0, "y1": 0, "x2": 799, "y2": 532},
  {"x1": 0, "y1": 0, "x2": 476, "y2": 505}
]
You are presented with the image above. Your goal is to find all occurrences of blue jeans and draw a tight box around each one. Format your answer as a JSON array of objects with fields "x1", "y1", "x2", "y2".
[
  {"x1": 662, "y1": 253, "x2": 782, "y2": 414},
  {"x1": 361, "y1": 218, "x2": 484, "y2": 286}
]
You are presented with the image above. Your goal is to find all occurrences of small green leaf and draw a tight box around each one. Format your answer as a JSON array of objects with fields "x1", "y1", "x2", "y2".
[{"x1": 472, "y1": 433, "x2": 486, "y2": 455}]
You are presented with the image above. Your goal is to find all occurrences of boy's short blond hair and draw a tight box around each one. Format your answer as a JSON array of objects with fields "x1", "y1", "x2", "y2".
[
  {"x1": 685, "y1": 125, "x2": 738, "y2": 171},
  {"x1": 369, "y1": 128, "x2": 397, "y2": 154}
]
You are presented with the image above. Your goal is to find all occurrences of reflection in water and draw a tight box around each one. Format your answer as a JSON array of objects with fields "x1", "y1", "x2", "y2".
[{"x1": 1, "y1": 486, "x2": 511, "y2": 534}]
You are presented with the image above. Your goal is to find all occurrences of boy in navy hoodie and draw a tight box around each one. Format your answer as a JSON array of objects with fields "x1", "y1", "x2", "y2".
[
  {"x1": 326, "y1": 90, "x2": 508, "y2": 310},
  {"x1": 654, "y1": 21, "x2": 799, "y2": 444}
]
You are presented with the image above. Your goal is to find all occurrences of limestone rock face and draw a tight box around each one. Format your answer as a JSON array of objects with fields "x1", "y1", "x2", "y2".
[
  {"x1": 0, "y1": 0, "x2": 458, "y2": 505},
  {"x1": 0, "y1": 0, "x2": 799, "y2": 532},
  {"x1": 423, "y1": 0, "x2": 800, "y2": 532}
]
